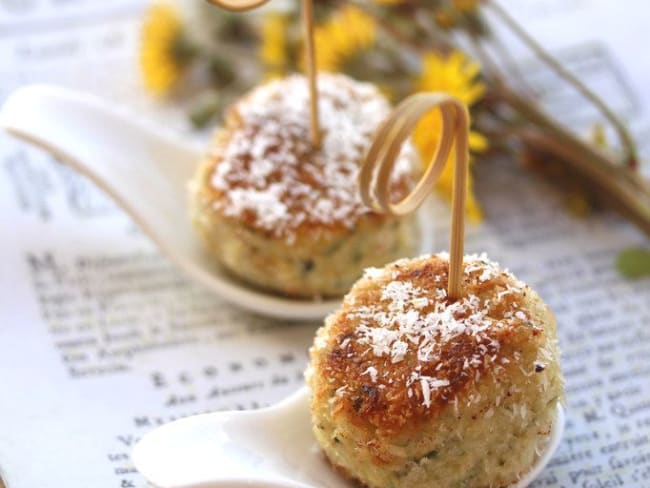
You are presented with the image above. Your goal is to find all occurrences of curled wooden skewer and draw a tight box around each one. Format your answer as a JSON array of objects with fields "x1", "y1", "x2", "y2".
[
  {"x1": 206, "y1": 0, "x2": 269, "y2": 11},
  {"x1": 205, "y1": 0, "x2": 321, "y2": 149},
  {"x1": 359, "y1": 93, "x2": 470, "y2": 300}
]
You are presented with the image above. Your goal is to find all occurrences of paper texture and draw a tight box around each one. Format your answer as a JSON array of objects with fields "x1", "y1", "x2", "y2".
[{"x1": 1, "y1": 1, "x2": 649, "y2": 487}]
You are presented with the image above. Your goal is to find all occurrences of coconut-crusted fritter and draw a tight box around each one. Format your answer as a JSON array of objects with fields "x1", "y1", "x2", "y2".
[
  {"x1": 190, "y1": 74, "x2": 420, "y2": 297},
  {"x1": 307, "y1": 253, "x2": 564, "y2": 488},
  {"x1": 196, "y1": 73, "x2": 414, "y2": 242}
]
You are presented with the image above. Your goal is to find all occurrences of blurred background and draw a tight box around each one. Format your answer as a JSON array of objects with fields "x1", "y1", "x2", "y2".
[{"x1": 3, "y1": 0, "x2": 649, "y2": 231}]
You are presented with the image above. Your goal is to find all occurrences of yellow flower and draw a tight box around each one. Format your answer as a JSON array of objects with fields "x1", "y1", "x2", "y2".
[
  {"x1": 260, "y1": 12, "x2": 290, "y2": 78},
  {"x1": 413, "y1": 51, "x2": 487, "y2": 222},
  {"x1": 140, "y1": 2, "x2": 186, "y2": 95},
  {"x1": 314, "y1": 6, "x2": 376, "y2": 72}
]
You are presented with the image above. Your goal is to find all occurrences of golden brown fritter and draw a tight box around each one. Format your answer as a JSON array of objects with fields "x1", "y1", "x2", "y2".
[
  {"x1": 307, "y1": 253, "x2": 564, "y2": 488},
  {"x1": 191, "y1": 74, "x2": 420, "y2": 297}
]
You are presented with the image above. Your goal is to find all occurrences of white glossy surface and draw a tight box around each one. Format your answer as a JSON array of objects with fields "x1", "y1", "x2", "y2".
[
  {"x1": 132, "y1": 386, "x2": 564, "y2": 488},
  {"x1": 0, "y1": 85, "x2": 436, "y2": 320}
]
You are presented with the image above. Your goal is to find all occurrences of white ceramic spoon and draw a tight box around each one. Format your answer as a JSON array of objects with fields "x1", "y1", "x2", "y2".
[
  {"x1": 0, "y1": 85, "x2": 433, "y2": 320},
  {"x1": 132, "y1": 386, "x2": 564, "y2": 488}
]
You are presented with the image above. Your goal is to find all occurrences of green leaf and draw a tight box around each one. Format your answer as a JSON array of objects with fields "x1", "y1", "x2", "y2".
[
  {"x1": 616, "y1": 248, "x2": 650, "y2": 279},
  {"x1": 189, "y1": 95, "x2": 222, "y2": 129}
]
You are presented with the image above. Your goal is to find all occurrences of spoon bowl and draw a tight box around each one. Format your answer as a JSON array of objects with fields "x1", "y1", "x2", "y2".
[
  {"x1": 0, "y1": 85, "x2": 434, "y2": 320},
  {"x1": 132, "y1": 387, "x2": 564, "y2": 488}
]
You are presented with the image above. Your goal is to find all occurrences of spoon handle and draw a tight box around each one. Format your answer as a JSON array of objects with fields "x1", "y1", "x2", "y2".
[
  {"x1": 0, "y1": 85, "x2": 348, "y2": 320},
  {"x1": 132, "y1": 387, "x2": 325, "y2": 488},
  {"x1": 0, "y1": 84, "x2": 200, "y2": 250}
]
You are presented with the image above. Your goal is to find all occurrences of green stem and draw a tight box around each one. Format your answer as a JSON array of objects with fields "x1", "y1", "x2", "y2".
[
  {"x1": 495, "y1": 86, "x2": 650, "y2": 236},
  {"x1": 521, "y1": 129, "x2": 650, "y2": 235},
  {"x1": 485, "y1": 0, "x2": 638, "y2": 168},
  {"x1": 468, "y1": 33, "x2": 502, "y2": 82},
  {"x1": 486, "y1": 24, "x2": 537, "y2": 96}
]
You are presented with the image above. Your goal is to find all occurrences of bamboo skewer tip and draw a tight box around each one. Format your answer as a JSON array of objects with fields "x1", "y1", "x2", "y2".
[{"x1": 206, "y1": 0, "x2": 321, "y2": 149}]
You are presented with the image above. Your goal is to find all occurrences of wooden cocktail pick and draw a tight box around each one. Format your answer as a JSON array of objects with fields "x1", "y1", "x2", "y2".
[
  {"x1": 205, "y1": 0, "x2": 321, "y2": 149},
  {"x1": 359, "y1": 93, "x2": 470, "y2": 300}
]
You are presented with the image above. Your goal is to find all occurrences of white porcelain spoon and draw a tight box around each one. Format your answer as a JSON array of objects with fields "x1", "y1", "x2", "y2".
[
  {"x1": 0, "y1": 85, "x2": 433, "y2": 320},
  {"x1": 132, "y1": 386, "x2": 564, "y2": 488}
]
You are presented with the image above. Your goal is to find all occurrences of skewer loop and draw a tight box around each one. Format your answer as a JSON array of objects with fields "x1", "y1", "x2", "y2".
[{"x1": 359, "y1": 93, "x2": 470, "y2": 299}]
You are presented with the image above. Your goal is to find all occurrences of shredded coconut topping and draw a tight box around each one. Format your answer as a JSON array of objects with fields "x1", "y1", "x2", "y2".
[
  {"x1": 209, "y1": 73, "x2": 415, "y2": 241},
  {"x1": 362, "y1": 366, "x2": 379, "y2": 382},
  {"x1": 343, "y1": 253, "x2": 532, "y2": 409}
]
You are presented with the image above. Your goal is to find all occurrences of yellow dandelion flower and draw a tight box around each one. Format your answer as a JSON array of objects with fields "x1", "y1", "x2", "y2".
[
  {"x1": 140, "y1": 2, "x2": 186, "y2": 96},
  {"x1": 413, "y1": 51, "x2": 487, "y2": 222},
  {"x1": 374, "y1": 0, "x2": 405, "y2": 5},
  {"x1": 314, "y1": 6, "x2": 376, "y2": 72},
  {"x1": 260, "y1": 12, "x2": 289, "y2": 78}
]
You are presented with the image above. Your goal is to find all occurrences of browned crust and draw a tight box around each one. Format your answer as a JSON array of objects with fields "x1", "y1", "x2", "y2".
[
  {"x1": 197, "y1": 150, "x2": 398, "y2": 238},
  {"x1": 311, "y1": 255, "x2": 549, "y2": 434},
  {"x1": 196, "y1": 75, "x2": 413, "y2": 238}
]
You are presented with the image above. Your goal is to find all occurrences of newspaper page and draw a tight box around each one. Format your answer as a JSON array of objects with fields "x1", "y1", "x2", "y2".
[{"x1": 0, "y1": 0, "x2": 649, "y2": 487}]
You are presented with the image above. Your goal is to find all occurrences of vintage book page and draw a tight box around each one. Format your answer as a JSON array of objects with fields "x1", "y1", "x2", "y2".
[{"x1": 1, "y1": 1, "x2": 649, "y2": 487}]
